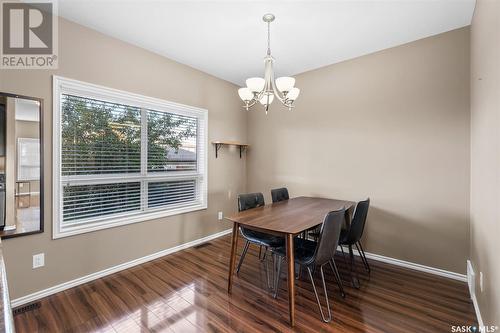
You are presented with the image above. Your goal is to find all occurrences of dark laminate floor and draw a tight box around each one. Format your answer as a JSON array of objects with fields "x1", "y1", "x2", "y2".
[{"x1": 14, "y1": 235, "x2": 477, "y2": 332}]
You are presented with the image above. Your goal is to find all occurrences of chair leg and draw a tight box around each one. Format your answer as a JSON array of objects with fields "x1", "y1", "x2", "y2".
[
  {"x1": 355, "y1": 242, "x2": 369, "y2": 273},
  {"x1": 329, "y1": 259, "x2": 345, "y2": 298},
  {"x1": 236, "y1": 241, "x2": 250, "y2": 274},
  {"x1": 340, "y1": 245, "x2": 356, "y2": 287},
  {"x1": 357, "y1": 241, "x2": 370, "y2": 273},
  {"x1": 258, "y1": 246, "x2": 267, "y2": 262},
  {"x1": 348, "y1": 245, "x2": 360, "y2": 289},
  {"x1": 340, "y1": 245, "x2": 348, "y2": 266},
  {"x1": 265, "y1": 250, "x2": 272, "y2": 290},
  {"x1": 273, "y1": 255, "x2": 283, "y2": 299},
  {"x1": 306, "y1": 266, "x2": 332, "y2": 323}
]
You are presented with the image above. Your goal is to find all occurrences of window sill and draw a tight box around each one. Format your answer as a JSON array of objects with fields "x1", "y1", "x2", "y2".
[{"x1": 53, "y1": 203, "x2": 207, "y2": 239}]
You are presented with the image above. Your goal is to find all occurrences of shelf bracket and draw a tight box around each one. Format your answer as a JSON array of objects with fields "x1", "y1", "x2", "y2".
[
  {"x1": 239, "y1": 145, "x2": 248, "y2": 158},
  {"x1": 215, "y1": 143, "x2": 223, "y2": 158}
]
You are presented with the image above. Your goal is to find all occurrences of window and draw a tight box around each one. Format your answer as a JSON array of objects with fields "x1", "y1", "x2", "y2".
[
  {"x1": 53, "y1": 76, "x2": 207, "y2": 238},
  {"x1": 17, "y1": 138, "x2": 40, "y2": 181}
]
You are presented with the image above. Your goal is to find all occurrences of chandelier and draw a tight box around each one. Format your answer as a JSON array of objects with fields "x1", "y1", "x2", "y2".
[{"x1": 238, "y1": 13, "x2": 300, "y2": 113}]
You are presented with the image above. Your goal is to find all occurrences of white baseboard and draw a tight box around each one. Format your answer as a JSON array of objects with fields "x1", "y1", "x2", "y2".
[
  {"x1": 11, "y1": 228, "x2": 232, "y2": 308},
  {"x1": 11, "y1": 231, "x2": 469, "y2": 309},
  {"x1": 467, "y1": 260, "x2": 484, "y2": 329},
  {"x1": 338, "y1": 245, "x2": 467, "y2": 282}
]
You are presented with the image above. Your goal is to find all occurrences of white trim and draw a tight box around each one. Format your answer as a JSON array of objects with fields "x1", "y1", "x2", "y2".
[
  {"x1": 52, "y1": 76, "x2": 208, "y2": 119},
  {"x1": 52, "y1": 75, "x2": 208, "y2": 239},
  {"x1": 11, "y1": 228, "x2": 232, "y2": 308},
  {"x1": 55, "y1": 204, "x2": 207, "y2": 238},
  {"x1": 338, "y1": 245, "x2": 467, "y2": 282},
  {"x1": 467, "y1": 259, "x2": 476, "y2": 297},
  {"x1": 467, "y1": 260, "x2": 484, "y2": 330}
]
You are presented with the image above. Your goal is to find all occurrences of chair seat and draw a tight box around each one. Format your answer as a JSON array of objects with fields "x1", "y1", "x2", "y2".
[
  {"x1": 307, "y1": 224, "x2": 322, "y2": 236},
  {"x1": 272, "y1": 238, "x2": 317, "y2": 266},
  {"x1": 240, "y1": 228, "x2": 284, "y2": 248}
]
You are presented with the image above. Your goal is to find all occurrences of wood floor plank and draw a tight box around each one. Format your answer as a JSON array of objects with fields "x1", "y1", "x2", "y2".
[{"x1": 13, "y1": 235, "x2": 477, "y2": 332}]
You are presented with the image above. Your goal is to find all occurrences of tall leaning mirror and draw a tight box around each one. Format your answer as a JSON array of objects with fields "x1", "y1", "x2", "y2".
[{"x1": 0, "y1": 93, "x2": 43, "y2": 238}]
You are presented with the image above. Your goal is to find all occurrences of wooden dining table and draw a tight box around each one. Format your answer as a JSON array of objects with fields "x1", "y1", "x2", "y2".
[{"x1": 225, "y1": 196, "x2": 356, "y2": 327}]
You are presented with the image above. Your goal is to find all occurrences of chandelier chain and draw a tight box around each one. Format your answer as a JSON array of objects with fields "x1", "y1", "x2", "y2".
[{"x1": 267, "y1": 21, "x2": 271, "y2": 56}]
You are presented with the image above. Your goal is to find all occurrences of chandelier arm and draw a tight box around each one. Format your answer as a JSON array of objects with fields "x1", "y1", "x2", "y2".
[
  {"x1": 246, "y1": 100, "x2": 258, "y2": 108},
  {"x1": 252, "y1": 90, "x2": 265, "y2": 104},
  {"x1": 270, "y1": 77, "x2": 288, "y2": 105},
  {"x1": 264, "y1": 55, "x2": 286, "y2": 104}
]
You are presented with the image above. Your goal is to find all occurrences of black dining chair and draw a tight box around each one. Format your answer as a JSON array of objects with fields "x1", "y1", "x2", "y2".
[
  {"x1": 236, "y1": 193, "x2": 285, "y2": 277},
  {"x1": 271, "y1": 187, "x2": 311, "y2": 242},
  {"x1": 271, "y1": 209, "x2": 345, "y2": 323},
  {"x1": 339, "y1": 198, "x2": 370, "y2": 288},
  {"x1": 271, "y1": 187, "x2": 289, "y2": 203}
]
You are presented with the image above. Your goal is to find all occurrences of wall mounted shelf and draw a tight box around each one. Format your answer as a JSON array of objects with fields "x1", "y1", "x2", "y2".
[{"x1": 212, "y1": 141, "x2": 249, "y2": 158}]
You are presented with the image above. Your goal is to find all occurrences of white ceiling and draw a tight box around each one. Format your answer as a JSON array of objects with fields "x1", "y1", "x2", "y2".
[{"x1": 57, "y1": 0, "x2": 475, "y2": 86}]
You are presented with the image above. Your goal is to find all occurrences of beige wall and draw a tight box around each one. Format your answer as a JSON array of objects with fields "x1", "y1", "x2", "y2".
[
  {"x1": 247, "y1": 27, "x2": 470, "y2": 274},
  {"x1": 0, "y1": 17, "x2": 246, "y2": 299},
  {"x1": 470, "y1": 0, "x2": 500, "y2": 325}
]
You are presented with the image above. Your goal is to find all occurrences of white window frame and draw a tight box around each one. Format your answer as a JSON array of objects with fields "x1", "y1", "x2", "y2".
[{"x1": 52, "y1": 76, "x2": 208, "y2": 239}]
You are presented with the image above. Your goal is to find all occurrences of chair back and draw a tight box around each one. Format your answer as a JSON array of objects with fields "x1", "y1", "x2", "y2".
[
  {"x1": 238, "y1": 192, "x2": 265, "y2": 212},
  {"x1": 271, "y1": 187, "x2": 289, "y2": 203},
  {"x1": 313, "y1": 209, "x2": 345, "y2": 266},
  {"x1": 344, "y1": 198, "x2": 370, "y2": 244}
]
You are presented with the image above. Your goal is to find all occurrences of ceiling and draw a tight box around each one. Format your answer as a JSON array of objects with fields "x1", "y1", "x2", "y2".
[{"x1": 57, "y1": 1, "x2": 476, "y2": 86}]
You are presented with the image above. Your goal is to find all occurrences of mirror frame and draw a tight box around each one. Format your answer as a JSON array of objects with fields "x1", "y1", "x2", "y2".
[{"x1": 0, "y1": 92, "x2": 44, "y2": 239}]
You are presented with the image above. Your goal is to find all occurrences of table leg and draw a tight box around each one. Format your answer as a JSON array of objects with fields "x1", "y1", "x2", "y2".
[
  {"x1": 227, "y1": 222, "x2": 239, "y2": 293},
  {"x1": 286, "y1": 233, "x2": 295, "y2": 326}
]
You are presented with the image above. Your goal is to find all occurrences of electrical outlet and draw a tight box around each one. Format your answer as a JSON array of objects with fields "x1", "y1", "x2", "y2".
[
  {"x1": 218, "y1": 211, "x2": 223, "y2": 220},
  {"x1": 480, "y1": 272, "x2": 484, "y2": 292},
  {"x1": 33, "y1": 253, "x2": 44, "y2": 269}
]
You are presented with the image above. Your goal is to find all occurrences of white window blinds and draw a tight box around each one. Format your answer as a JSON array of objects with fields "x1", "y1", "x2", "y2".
[
  {"x1": 53, "y1": 76, "x2": 208, "y2": 238},
  {"x1": 17, "y1": 138, "x2": 40, "y2": 181}
]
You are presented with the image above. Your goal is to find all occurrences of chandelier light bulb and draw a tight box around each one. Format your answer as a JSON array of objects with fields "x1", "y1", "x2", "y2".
[
  {"x1": 246, "y1": 77, "x2": 265, "y2": 93},
  {"x1": 259, "y1": 93, "x2": 274, "y2": 105},
  {"x1": 238, "y1": 88, "x2": 254, "y2": 101},
  {"x1": 276, "y1": 77, "x2": 295, "y2": 93},
  {"x1": 287, "y1": 87, "x2": 300, "y2": 101}
]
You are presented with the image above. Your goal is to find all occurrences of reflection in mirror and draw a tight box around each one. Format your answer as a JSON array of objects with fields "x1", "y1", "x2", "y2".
[{"x1": 0, "y1": 94, "x2": 42, "y2": 238}]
